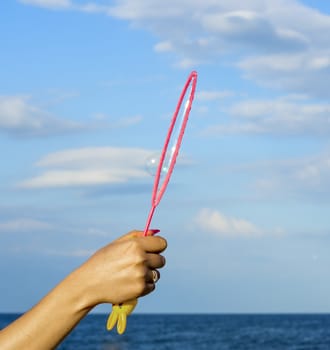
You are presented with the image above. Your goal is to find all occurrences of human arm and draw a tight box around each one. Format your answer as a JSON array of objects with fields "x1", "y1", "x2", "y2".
[{"x1": 0, "y1": 230, "x2": 167, "y2": 350}]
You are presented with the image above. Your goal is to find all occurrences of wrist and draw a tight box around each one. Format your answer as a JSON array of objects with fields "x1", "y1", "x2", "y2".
[{"x1": 63, "y1": 266, "x2": 96, "y2": 314}]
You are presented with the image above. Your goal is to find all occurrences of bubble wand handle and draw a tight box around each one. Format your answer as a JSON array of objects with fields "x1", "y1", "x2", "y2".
[{"x1": 144, "y1": 205, "x2": 156, "y2": 235}]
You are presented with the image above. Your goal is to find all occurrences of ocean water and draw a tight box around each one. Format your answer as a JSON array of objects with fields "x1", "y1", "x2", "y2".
[{"x1": 1, "y1": 313, "x2": 330, "y2": 349}]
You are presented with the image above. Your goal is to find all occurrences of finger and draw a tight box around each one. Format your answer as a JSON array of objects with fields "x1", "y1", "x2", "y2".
[
  {"x1": 140, "y1": 282, "x2": 156, "y2": 297},
  {"x1": 116, "y1": 230, "x2": 142, "y2": 242},
  {"x1": 146, "y1": 253, "x2": 166, "y2": 269},
  {"x1": 138, "y1": 236, "x2": 167, "y2": 253}
]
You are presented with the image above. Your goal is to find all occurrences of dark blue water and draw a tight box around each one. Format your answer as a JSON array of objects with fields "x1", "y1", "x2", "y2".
[{"x1": 1, "y1": 313, "x2": 330, "y2": 349}]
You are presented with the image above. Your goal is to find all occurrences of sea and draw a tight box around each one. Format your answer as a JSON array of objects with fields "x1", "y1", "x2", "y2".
[{"x1": 1, "y1": 313, "x2": 330, "y2": 349}]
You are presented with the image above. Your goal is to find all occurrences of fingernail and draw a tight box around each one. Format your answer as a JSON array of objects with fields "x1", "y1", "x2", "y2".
[{"x1": 149, "y1": 229, "x2": 160, "y2": 235}]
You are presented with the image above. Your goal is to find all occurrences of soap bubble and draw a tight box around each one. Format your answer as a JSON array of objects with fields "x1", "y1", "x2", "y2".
[{"x1": 145, "y1": 151, "x2": 171, "y2": 177}]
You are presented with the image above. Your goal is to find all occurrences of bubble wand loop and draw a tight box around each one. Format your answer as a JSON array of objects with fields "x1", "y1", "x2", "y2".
[
  {"x1": 107, "y1": 71, "x2": 198, "y2": 334},
  {"x1": 144, "y1": 71, "x2": 198, "y2": 234}
]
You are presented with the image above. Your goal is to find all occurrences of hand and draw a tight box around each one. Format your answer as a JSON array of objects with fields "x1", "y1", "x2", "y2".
[{"x1": 74, "y1": 230, "x2": 167, "y2": 308}]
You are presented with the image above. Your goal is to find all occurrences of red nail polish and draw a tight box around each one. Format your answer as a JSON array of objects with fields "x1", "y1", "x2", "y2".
[{"x1": 149, "y1": 229, "x2": 160, "y2": 235}]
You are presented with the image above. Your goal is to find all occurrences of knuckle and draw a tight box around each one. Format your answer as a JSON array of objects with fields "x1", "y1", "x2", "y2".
[{"x1": 127, "y1": 240, "x2": 146, "y2": 262}]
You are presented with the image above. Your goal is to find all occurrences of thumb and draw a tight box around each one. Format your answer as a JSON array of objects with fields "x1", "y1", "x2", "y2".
[{"x1": 116, "y1": 229, "x2": 160, "y2": 242}]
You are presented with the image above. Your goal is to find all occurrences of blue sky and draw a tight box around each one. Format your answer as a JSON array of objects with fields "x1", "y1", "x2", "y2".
[{"x1": 1, "y1": 0, "x2": 330, "y2": 315}]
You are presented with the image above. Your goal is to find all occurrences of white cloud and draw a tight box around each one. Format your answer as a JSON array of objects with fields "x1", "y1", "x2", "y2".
[
  {"x1": 0, "y1": 95, "x2": 84, "y2": 137},
  {"x1": 17, "y1": 0, "x2": 330, "y2": 98},
  {"x1": 9, "y1": 245, "x2": 95, "y2": 257},
  {"x1": 44, "y1": 248, "x2": 94, "y2": 257},
  {"x1": 201, "y1": 10, "x2": 308, "y2": 52},
  {"x1": 223, "y1": 150, "x2": 330, "y2": 200},
  {"x1": 201, "y1": 96, "x2": 330, "y2": 137},
  {"x1": 253, "y1": 151, "x2": 330, "y2": 198},
  {"x1": 154, "y1": 40, "x2": 174, "y2": 53},
  {"x1": 0, "y1": 95, "x2": 141, "y2": 137},
  {"x1": 108, "y1": 0, "x2": 189, "y2": 19},
  {"x1": 116, "y1": 1, "x2": 330, "y2": 97},
  {"x1": 0, "y1": 219, "x2": 52, "y2": 233},
  {"x1": 19, "y1": 0, "x2": 72, "y2": 10},
  {"x1": 18, "y1": 147, "x2": 155, "y2": 188},
  {"x1": 175, "y1": 58, "x2": 202, "y2": 69},
  {"x1": 194, "y1": 208, "x2": 263, "y2": 237},
  {"x1": 197, "y1": 90, "x2": 234, "y2": 101},
  {"x1": 238, "y1": 51, "x2": 330, "y2": 98},
  {"x1": 103, "y1": 0, "x2": 330, "y2": 98}
]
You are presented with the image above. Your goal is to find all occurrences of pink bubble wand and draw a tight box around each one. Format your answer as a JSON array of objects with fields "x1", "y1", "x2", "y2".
[{"x1": 107, "y1": 71, "x2": 198, "y2": 334}]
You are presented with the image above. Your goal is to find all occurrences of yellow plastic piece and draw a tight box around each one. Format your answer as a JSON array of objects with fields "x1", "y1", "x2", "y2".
[{"x1": 106, "y1": 298, "x2": 138, "y2": 334}]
